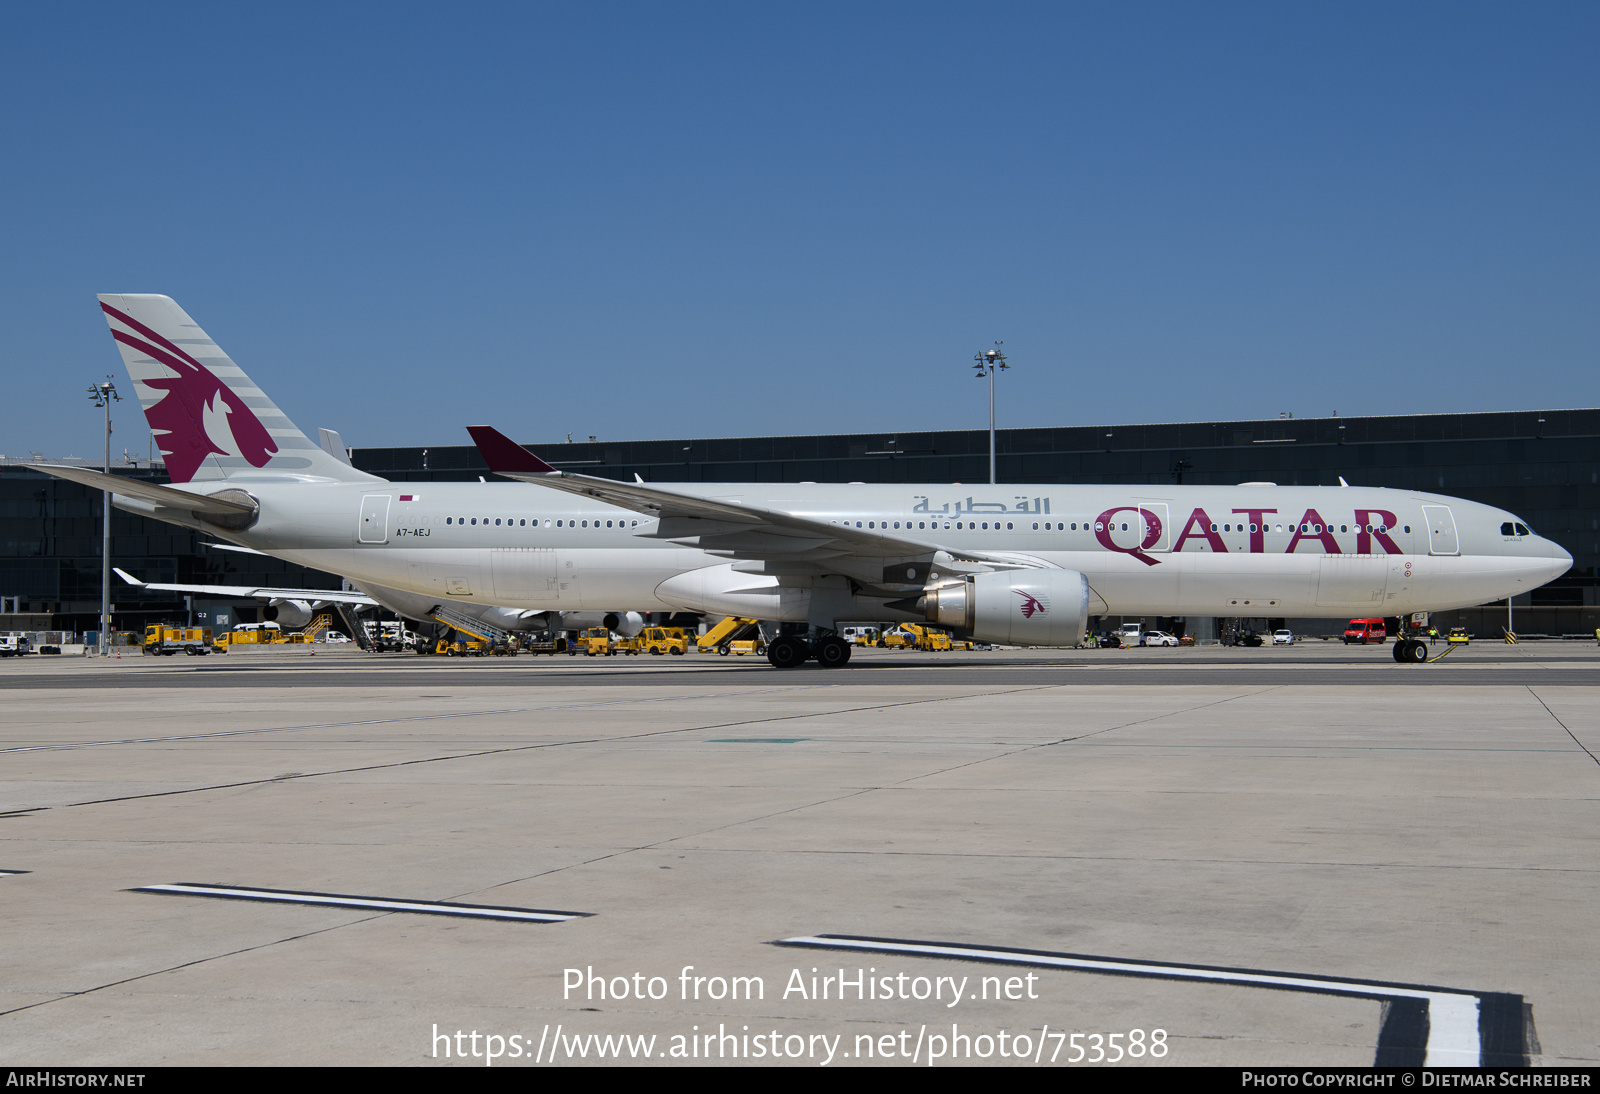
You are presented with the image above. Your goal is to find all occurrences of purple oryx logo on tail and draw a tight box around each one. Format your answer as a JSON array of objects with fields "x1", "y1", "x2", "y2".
[{"x1": 101, "y1": 302, "x2": 277, "y2": 483}]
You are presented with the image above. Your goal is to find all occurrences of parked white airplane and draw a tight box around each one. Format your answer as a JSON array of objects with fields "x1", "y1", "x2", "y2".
[
  {"x1": 109, "y1": 560, "x2": 646, "y2": 642},
  {"x1": 39, "y1": 294, "x2": 1571, "y2": 669}
]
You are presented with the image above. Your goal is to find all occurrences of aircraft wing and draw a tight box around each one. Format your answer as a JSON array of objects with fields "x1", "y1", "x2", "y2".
[
  {"x1": 30, "y1": 465, "x2": 256, "y2": 516},
  {"x1": 113, "y1": 568, "x2": 378, "y2": 606},
  {"x1": 467, "y1": 426, "x2": 1053, "y2": 574}
]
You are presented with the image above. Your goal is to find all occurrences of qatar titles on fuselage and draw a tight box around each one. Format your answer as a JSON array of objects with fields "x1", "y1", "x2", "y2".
[{"x1": 218, "y1": 478, "x2": 1569, "y2": 620}]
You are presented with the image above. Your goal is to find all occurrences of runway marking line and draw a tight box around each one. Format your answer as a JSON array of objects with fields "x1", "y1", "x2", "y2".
[
  {"x1": 774, "y1": 934, "x2": 1529, "y2": 1067},
  {"x1": 133, "y1": 882, "x2": 590, "y2": 922}
]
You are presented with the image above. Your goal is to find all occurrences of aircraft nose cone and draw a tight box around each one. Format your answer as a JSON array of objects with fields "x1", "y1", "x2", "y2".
[{"x1": 1542, "y1": 538, "x2": 1573, "y2": 578}]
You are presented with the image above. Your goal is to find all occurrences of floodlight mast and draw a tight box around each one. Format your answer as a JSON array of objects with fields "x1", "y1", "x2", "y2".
[
  {"x1": 972, "y1": 344, "x2": 1009, "y2": 484},
  {"x1": 87, "y1": 378, "x2": 120, "y2": 655}
]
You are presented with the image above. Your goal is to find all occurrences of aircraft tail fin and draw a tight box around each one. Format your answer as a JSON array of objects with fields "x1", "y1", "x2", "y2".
[{"x1": 96, "y1": 294, "x2": 383, "y2": 485}]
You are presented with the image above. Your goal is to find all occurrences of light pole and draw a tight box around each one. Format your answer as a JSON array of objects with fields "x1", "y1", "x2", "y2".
[
  {"x1": 87, "y1": 378, "x2": 120, "y2": 655},
  {"x1": 972, "y1": 343, "x2": 1008, "y2": 484}
]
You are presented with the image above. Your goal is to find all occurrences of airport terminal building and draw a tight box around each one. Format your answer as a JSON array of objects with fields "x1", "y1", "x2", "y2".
[{"x1": 4, "y1": 407, "x2": 1597, "y2": 638}]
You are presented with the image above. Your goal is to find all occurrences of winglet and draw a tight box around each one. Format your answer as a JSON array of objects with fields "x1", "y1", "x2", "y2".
[
  {"x1": 466, "y1": 426, "x2": 559, "y2": 475},
  {"x1": 113, "y1": 567, "x2": 146, "y2": 587}
]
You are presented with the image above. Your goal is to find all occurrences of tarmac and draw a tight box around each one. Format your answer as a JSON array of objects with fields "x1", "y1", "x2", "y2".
[{"x1": 0, "y1": 639, "x2": 1596, "y2": 1067}]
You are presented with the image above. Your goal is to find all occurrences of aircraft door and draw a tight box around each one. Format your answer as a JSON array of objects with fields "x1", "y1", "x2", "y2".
[
  {"x1": 1421, "y1": 505, "x2": 1459, "y2": 556},
  {"x1": 1099, "y1": 504, "x2": 1169, "y2": 554},
  {"x1": 358, "y1": 495, "x2": 391, "y2": 544},
  {"x1": 1136, "y1": 503, "x2": 1170, "y2": 553}
]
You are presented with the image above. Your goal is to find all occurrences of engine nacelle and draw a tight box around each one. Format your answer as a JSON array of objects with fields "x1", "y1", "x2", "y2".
[
  {"x1": 479, "y1": 606, "x2": 552, "y2": 632},
  {"x1": 262, "y1": 599, "x2": 314, "y2": 629},
  {"x1": 602, "y1": 611, "x2": 645, "y2": 637},
  {"x1": 924, "y1": 569, "x2": 1090, "y2": 647},
  {"x1": 556, "y1": 611, "x2": 646, "y2": 636}
]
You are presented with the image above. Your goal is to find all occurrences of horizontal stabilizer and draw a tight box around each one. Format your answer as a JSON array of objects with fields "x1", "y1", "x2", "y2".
[
  {"x1": 203, "y1": 542, "x2": 268, "y2": 555},
  {"x1": 32, "y1": 464, "x2": 255, "y2": 515},
  {"x1": 113, "y1": 568, "x2": 378, "y2": 606}
]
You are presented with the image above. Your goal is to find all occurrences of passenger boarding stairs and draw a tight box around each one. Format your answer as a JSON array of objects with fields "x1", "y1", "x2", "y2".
[
  {"x1": 696, "y1": 616, "x2": 761, "y2": 652},
  {"x1": 427, "y1": 603, "x2": 513, "y2": 647}
]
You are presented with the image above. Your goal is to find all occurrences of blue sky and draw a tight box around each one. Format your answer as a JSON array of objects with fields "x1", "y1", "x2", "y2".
[{"x1": 2, "y1": 2, "x2": 1595, "y2": 460}]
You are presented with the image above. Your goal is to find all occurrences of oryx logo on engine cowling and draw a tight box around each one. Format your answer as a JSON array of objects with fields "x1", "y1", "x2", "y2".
[
  {"x1": 1016, "y1": 590, "x2": 1047, "y2": 618},
  {"x1": 1095, "y1": 506, "x2": 1164, "y2": 566}
]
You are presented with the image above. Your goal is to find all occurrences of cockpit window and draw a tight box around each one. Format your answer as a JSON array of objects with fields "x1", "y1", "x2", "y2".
[
  {"x1": 1501, "y1": 522, "x2": 1515, "y2": 536},
  {"x1": 1515, "y1": 523, "x2": 1530, "y2": 536}
]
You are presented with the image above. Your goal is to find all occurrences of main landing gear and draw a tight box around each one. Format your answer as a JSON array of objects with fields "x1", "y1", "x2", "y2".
[
  {"x1": 765, "y1": 633, "x2": 853, "y2": 669},
  {"x1": 1393, "y1": 638, "x2": 1429, "y2": 664}
]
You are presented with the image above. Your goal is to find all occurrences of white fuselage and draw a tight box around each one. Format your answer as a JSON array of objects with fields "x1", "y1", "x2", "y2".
[{"x1": 181, "y1": 479, "x2": 1570, "y2": 624}]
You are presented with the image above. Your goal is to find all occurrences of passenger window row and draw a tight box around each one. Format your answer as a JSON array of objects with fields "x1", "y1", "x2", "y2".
[{"x1": 442, "y1": 517, "x2": 640, "y2": 528}]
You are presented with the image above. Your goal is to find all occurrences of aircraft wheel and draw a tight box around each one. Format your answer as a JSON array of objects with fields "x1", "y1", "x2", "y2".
[
  {"x1": 815, "y1": 635, "x2": 852, "y2": 669},
  {"x1": 766, "y1": 637, "x2": 809, "y2": 669},
  {"x1": 1407, "y1": 640, "x2": 1428, "y2": 663},
  {"x1": 1393, "y1": 640, "x2": 1407, "y2": 662}
]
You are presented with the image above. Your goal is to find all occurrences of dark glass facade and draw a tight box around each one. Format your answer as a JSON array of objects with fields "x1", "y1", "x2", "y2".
[{"x1": 0, "y1": 464, "x2": 344, "y2": 632}]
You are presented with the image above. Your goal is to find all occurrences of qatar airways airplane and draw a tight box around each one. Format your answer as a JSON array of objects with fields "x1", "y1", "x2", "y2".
[{"x1": 39, "y1": 294, "x2": 1571, "y2": 669}]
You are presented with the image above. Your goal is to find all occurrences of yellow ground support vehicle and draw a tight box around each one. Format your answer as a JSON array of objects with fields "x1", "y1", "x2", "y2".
[
  {"x1": 574, "y1": 627, "x2": 618, "y2": 656},
  {"x1": 224, "y1": 623, "x2": 281, "y2": 646},
  {"x1": 884, "y1": 623, "x2": 953, "y2": 651},
  {"x1": 143, "y1": 625, "x2": 214, "y2": 656},
  {"x1": 437, "y1": 633, "x2": 488, "y2": 656},
  {"x1": 643, "y1": 626, "x2": 690, "y2": 656},
  {"x1": 695, "y1": 617, "x2": 757, "y2": 654},
  {"x1": 1448, "y1": 627, "x2": 1471, "y2": 646}
]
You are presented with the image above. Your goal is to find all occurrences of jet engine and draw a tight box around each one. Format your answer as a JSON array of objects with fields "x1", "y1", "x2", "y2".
[
  {"x1": 553, "y1": 611, "x2": 647, "y2": 637},
  {"x1": 261, "y1": 599, "x2": 314, "y2": 629},
  {"x1": 478, "y1": 607, "x2": 552, "y2": 632},
  {"x1": 601, "y1": 611, "x2": 645, "y2": 637},
  {"x1": 923, "y1": 569, "x2": 1090, "y2": 647}
]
